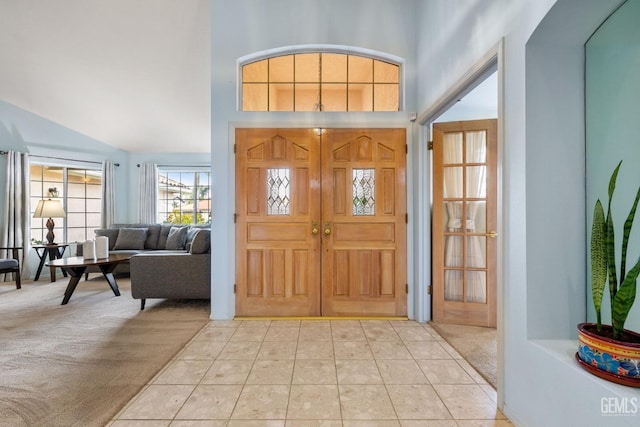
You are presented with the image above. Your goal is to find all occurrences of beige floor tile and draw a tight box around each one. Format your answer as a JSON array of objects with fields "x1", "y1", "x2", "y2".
[
  {"x1": 209, "y1": 320, "x2": 243, "y2": 328},
  {"x1": 286, "y1": 421, "x2": 342, "y2": 427},
  {"x1": 370, "y1": 341, "x2": 413, "y2": 359},
  {"x1": 434, "y1": 384, "x2": 505, "y2": 420},
  {"x1": 229, "y1": 421, "x2": 285, "y2": 427},
  {"x1": 343, "y1": 421, "x2": 401, "y2": 427},
  {"x1": 118, "y1": 384, "x2": 195, "y2": 420},
  {"x1": 287, "y1": 384, "x2": 342, "y2": 419},
  {"x1": 296, "y1": 341, "x2": 335, "y2": 359},
  {"x1": 376, "y1": 360, "x2": 429, "y2": 384},
  {"x1": 257, "y1": 340, "x2": 298, "y2": 360},
  {"x1": 301, "y1": 319, "x2": 331, "y2": 327},
  {"x1": 201, "y1": 359, "x2": 253, "y2": 384},
  {"x1": 230, "y1": 326, "x2": 269, "y2": 341},
  {"x1": 246, "y1": 359, "x2": 294, "y2": 384},
  {"x1": 332, "y1": 326, "x2": 367, "y2": 341},
  {"x1": 389, "y1": 320, "x2": 423, "y2": 328},
  {"x1": 195, "y1": 326, "x2": 236, "y2": 341},
  {"x1": 110, "y1": 421, "x2": 171, "y2": 427},
  {"x1": 293, "y1": 359, "x2": 337, "y2": 384},
  {"x1": 456, "y1": 358, "x2": 489, "y2": 385},
  {"x1": 153, "y1": 360, "x2": 212, "y2": 384},
  {"x1": 455, "y1": 421, "x2": 513, "y2": 427},
  {"x1": 231, "y1": 384, "x2": 290, "y2": 419},
  {"x1": 217, "y1": 341, "x2": 261, "y2": 360},
  {"x1": 438, "y1": 341, "x2": 464, "y2": 359},
  {"x1": 339, "y1": 384, "x2": 397, "y2": 420},
  {"x1": 171, "y1": 421, "x2": 228, "y2": 426},
  {"x1": 238, "y1": 320, "x2": 272, "y2": 328},
  {"x1": 395, "y1": 327, "x2": 436, "y2": 342},
  {"x1": 269, "y1": 320, "x2": 301, "y2": 328},
  {"x1": 400, "y1": 421, "x2": 458, "y2": 427},
  {"x1": 362, "y1": 326, "x2": 402, "y2": 342},
  {"x1": 333, "y1": 341, "x2": 373, "y2": 359},
  {"x1": 418, "y1": 360, "x2": 475, "y2": 385},
  {"x1": 386, "y1": 385, "x2": 452, "y2": 420},
  {"x1": 336, "y1": 359, "x2": 383, "y2": 384},
  {"x1": 177, "y1": 340, "x2": 226, "y2": 360},
  {"x1": 299, "y1": 326, "x2": 333, "y2": 341},
  {"x1": 264, "y1": 326, "x2": 300, "y2": 341},
  {"x1": 175, "y1": 385, "x2": 243, "y2": 420},
  {"x1": 405, "y1": 341, "x2": 452, "y2": 360}
]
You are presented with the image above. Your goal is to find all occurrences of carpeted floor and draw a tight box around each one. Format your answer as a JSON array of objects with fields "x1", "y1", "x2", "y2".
[
  {"x1": 429, "y1": 321, "x2": 497, "y2": 388},
  {"x1": 0, "y1": 276, "x2": 210, "y2": 427}
]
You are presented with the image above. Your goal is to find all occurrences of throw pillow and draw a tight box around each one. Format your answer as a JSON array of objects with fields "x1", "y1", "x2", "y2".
[
  {"x1": 186, "y1": 227, "x2": 200, "y2": 247},
  {"x1": 165, "y1": 226, "x2": 188, "y2": 250},
  {"x1": 157, "y1": 224, "x2": 173, "y2": 249},
  {"x1": 144, "y1": 224, "x2": 162, "y2": 249},
  {"x1": 113, "y1": 228, "x2": 148, "y2": 250},
  {"x1": 94, "y1": 228, "x2": 119, "y2": 250},
  {"x1": 189, "y1": 229, "x2": 211, "y2": 254}
]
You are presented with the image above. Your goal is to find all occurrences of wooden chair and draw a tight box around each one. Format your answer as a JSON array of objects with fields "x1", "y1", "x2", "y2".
[{"x1": 0, "y1": 247, "x2": 22, "y2": 289}]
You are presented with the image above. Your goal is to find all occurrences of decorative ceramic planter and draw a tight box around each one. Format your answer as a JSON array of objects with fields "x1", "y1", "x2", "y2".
[{"x1": 576, "y1": 322, "x2": 640, "y2": 387}]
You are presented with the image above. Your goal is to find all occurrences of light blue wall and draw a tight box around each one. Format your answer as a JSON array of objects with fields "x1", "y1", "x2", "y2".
[
  {"x1": 210, "y1": 0, "x2": 418, "y2": 320},
  {"x1": 0, "y1": 99, "x2": 130, "y2": 226},
  {"x1": 586, "y1": 0, "x2": 640, "y2": 333}
]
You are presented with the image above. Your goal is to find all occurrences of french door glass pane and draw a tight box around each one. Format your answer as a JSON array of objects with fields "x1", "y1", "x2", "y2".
[{"x1": 267, "y1": 168, "x2": 291, "y2": 216}]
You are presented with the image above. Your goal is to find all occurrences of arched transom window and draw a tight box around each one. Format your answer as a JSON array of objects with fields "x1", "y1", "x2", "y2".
[{"x1": 242, "y1": 52, "x2": 400, "y2": 112}]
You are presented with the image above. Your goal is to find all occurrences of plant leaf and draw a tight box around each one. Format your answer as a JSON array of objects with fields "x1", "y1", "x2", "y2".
[
  {"x1": 591, "y1": 199, "x2": 607, "y2": 330},
  {"x1": 620, "y1": 186, "x2": 640, "y2": 283},
  {"x1": 608, "y1": 160, "x2": 622, "y2": 200},
  {"x1": 612, "y1": 256, "x2": 640, "y2": 340},
  {"x1": 606, "y1": 163, "x2": 621, "y2": 301}
]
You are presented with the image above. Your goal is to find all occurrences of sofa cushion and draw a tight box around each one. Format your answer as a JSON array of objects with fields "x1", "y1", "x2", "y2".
[
  {"x1": 144, "y1": 224, "x2": 162, "y2": 249},
  {"x1": 165, "y1": 226, "x2": 188, "y2": 250},
  {"x1": 113, "y1": 228, "x2": 148, "y2": 250},
  {"x1": 94, "y1": 228, "x2": 119, "y2": 250},
  {"x1": 189, "y1": 229, "x2": 211, "y2": 254},
  {"x1": 157, "y1": 225, "x2": 173, "y2": 249},
  {"x1": 186, "y1": 227, "x2": 200, "y2": 247}
]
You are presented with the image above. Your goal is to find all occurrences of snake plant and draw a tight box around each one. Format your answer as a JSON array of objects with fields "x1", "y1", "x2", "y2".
[{"x1": 591, "y1": 161, "x2": 640, "y2": 340}]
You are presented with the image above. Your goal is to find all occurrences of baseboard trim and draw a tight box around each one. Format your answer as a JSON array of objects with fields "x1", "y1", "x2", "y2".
[{"x1": 234, "y1": 316, "x2": 409, "y2": 321}]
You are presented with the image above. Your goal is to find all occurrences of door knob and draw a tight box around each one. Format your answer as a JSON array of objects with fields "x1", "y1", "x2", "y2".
[
  {"x1": 485, "y1": 230, "x2": 498, "y2": 238},
  {"x1": 312, "y1": 222, "x2": 319, "y2": 235},
  {"x1": 323, "y1": 222, "x2": 332, "y2": 235}
]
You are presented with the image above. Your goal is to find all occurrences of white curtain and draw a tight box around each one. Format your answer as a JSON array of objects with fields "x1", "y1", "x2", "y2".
[
  {"x1": 443, "y1": 131, "x2": 487, "y2": 303},
  {"x1": 101, "y1": 161, "x2": 116, "y2": 228},
  {"x1": 138, "y1": 162, "x2": 158, "y2": 223},
  {"x1": 1, "y1": 151, "x2": 30, "y2": 281}
]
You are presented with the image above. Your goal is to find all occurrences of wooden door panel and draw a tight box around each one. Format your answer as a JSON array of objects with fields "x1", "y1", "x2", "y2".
[
  {"x1": 322, "y1": 128, "x2": 407, "y2": 316},
  {"x1": 432, "y1": 119, "x2": 497, "y2": 327},
  {"x1": 236, "y1": 128, "x2": 321, "y2": 316}
]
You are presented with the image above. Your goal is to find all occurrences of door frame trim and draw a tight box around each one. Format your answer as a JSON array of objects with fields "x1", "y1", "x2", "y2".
[
  {"x1": 227, "y1": 121, "x2": 416, "y2": 319},
  {"x1": 416, "y1": 39, "x2": 505, "y2": 407}
]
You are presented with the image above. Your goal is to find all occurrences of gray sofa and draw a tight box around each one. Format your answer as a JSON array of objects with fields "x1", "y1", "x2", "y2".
[{"x1": 84, "y1": 223, "x2": 211, "y2": 309}]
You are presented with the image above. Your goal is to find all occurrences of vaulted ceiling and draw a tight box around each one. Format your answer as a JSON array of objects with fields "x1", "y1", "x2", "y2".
[{"x1": 0, "y1": 0, "x2": 210, "y2": 153}]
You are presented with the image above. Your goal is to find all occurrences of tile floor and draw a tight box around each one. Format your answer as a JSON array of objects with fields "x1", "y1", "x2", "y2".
[{"x1": 109, "y1": 320, "x2": 512, "y2": 427}]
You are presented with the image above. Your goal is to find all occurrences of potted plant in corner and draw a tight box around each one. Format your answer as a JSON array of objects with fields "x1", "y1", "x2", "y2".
[{"x1": 576, "y1": 160, "x2": 640, "y2": 387}]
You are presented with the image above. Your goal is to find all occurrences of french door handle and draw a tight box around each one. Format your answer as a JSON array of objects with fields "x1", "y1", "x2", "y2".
[
  {"x1": 311, "y1": 221, "x2": 319, "y2": 235},
  {"x1": 485, "y1": 230, "x2": 498, "y2": 238},
  {"x1": 323, "y1": 222, "x2": 332, "y2": 236}
]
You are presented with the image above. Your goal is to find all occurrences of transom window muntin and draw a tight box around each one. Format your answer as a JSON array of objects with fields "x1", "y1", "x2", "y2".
[{"x1": 242, "y1": 52, "x2": 400, "y2": 112}]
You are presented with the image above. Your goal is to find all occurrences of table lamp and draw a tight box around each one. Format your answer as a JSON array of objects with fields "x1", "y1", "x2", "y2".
[{"x1": 33, "y1": 199, "x2": 66, "y2": 244}]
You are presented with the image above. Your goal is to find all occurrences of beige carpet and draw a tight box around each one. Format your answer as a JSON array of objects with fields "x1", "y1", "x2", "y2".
[
  {"x1": 0, "y1": 276, "x2": 210, "y2": 427},
  {"x1": 430, "y1": 321, "x2": 497, "y2": 388}
]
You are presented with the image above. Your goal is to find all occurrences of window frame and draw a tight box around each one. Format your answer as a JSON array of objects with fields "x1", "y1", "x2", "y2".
[
  {"x1": 157, "y1": 167, "x2": 212, "y2": 225},
  {"x1": 238, "y1": 46, "x2": 404, "y2": 112},
  {"x1": 29, "y1": 161, "x2": 102, "y2": 245}
]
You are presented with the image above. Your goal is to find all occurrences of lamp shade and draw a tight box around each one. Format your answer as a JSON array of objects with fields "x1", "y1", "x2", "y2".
[{"x1": 33, "y1": 199, "x2": 66, "y2": 218}]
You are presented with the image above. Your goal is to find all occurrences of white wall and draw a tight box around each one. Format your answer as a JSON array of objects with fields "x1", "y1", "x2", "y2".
[
  {"x1": 210, "y1": 0, "x2": 418, "y2": 319},
  {"x1": 416, "y1": 0, "x2": 640, "y2": 426}
]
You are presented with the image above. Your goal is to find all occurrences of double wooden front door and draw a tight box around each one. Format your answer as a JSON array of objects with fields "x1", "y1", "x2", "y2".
[{"x1": 235, "y1": 128, "x2": 407, "y2": 317}]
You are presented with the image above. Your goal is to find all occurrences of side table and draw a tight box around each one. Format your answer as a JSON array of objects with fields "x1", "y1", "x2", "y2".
[{"x1": 33, "y1": 243, "x2": 69, "y2": 282}]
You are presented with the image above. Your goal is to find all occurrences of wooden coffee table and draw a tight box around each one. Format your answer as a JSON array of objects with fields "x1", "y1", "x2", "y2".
[{"x1": 47, "y1": 254, "x2": 132, "y2": 305}]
